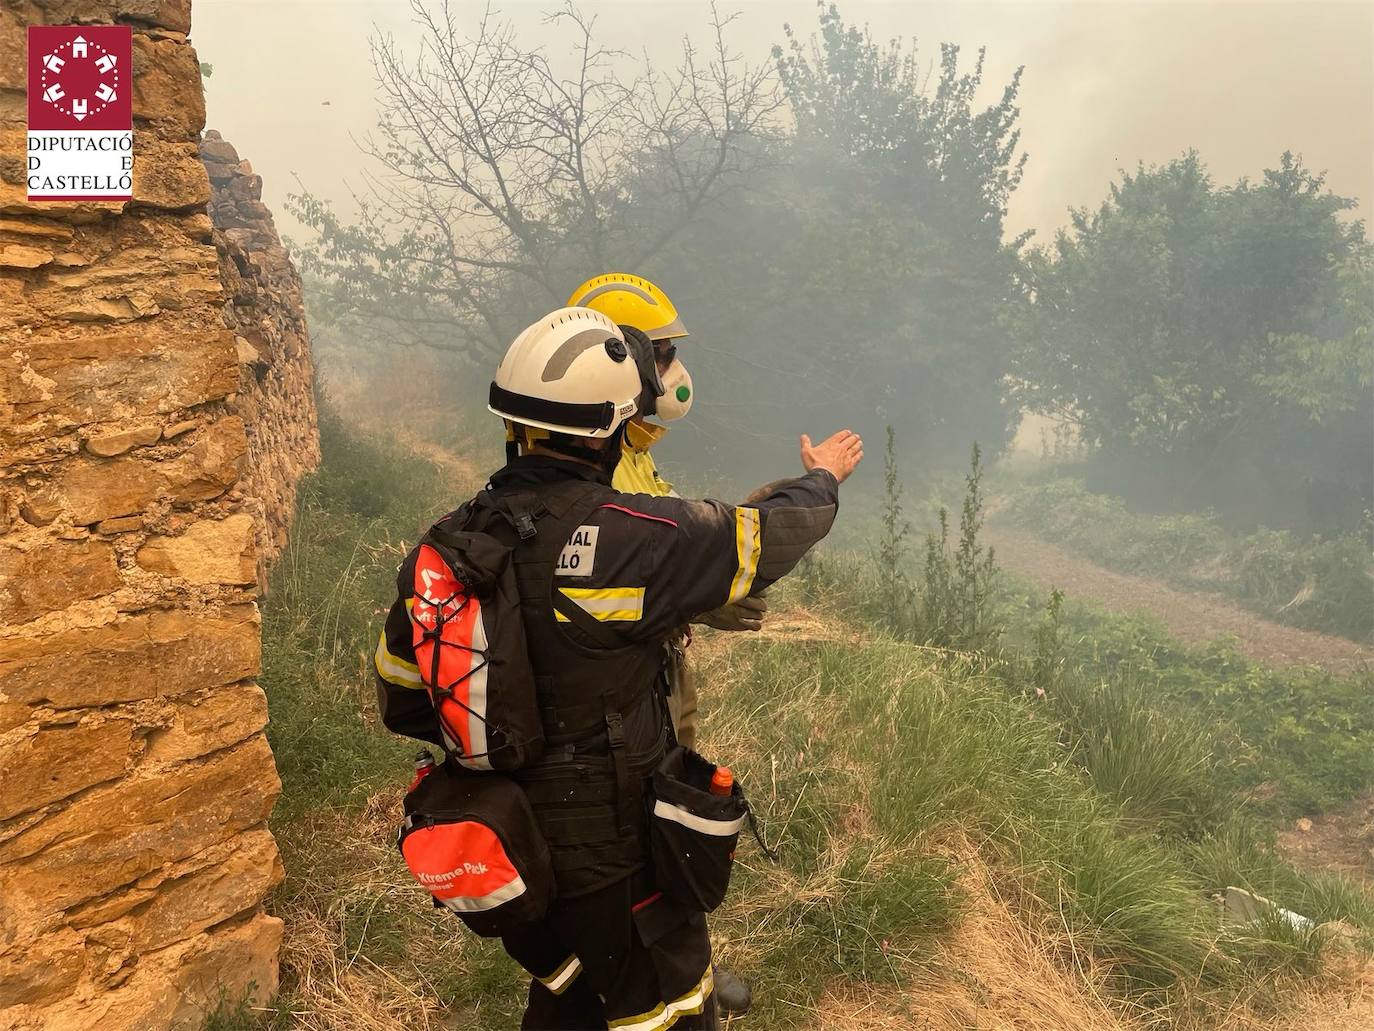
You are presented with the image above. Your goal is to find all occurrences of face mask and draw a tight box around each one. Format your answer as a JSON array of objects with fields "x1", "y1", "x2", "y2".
[{"x1": 655, "y1": 358, "x2": 693, "y2": 421}]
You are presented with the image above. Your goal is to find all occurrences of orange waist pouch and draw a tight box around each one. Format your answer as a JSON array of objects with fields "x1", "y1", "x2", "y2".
[{"x1": 398, "y1": 758, "x2": 554, "y2": 937}]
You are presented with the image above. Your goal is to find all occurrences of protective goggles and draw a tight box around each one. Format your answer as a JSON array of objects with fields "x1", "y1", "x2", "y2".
[{"x1": 653, "y1": 341, "x2": 678, "y2": 369}]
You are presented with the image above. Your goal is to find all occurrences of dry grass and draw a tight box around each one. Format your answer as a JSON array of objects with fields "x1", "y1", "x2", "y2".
[
  {"x1": 269, "y1": 792, "x2": 511, "y2": 1031},
  {"x1": 807, "y1": 834, "x2": 1138, "y2": 1031},
  {"x1": 808, "y1": 845, "x2": 1374, "y2": 1031},
  {"x1": 1210, "y1": 955, "x2": 1374, "y2": 1031},
  {"x1": 274, "y1": 796, "x2": 443, "y2": 1031}
]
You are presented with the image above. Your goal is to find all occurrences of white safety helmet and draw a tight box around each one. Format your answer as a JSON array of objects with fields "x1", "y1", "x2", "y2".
[{"x1": 488, "y1": 307, "x2": 641, "y2": 438}]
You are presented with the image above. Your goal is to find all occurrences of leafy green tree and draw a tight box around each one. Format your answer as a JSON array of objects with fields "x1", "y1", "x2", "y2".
[
  {"x1": 1257, "y1": 246, "x2": 1373, "y2": 421},
  {"x1": 1244, "y1": 245, "x2": 1374, "y2": 530},
  {"x1": 647, "y1": 3, "x2": 1028, "y2": 475},
  {"x1": 1014, "y1": 151, "x2": 1368, "y2": 530},
  {"x1": 776, "y1": 4, "x2": 1026, "y2": 245}
]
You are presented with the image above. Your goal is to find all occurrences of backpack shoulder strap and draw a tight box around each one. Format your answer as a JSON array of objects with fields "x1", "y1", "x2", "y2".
[{"x1": 502, "y1": 481, "x2": 636, "y2": 650}]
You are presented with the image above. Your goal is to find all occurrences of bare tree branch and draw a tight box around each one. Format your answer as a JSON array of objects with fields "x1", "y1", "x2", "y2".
[{"x1": 288, "y1": 0, "x2": 780, "y2": 358}]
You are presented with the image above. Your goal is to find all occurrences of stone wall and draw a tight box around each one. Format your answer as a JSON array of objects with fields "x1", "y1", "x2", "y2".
[
  {"x1": 0, "y1": 2, "x2": 313, "y2": 1027},
  {"x1": 203, "y1": 129, "x2": 320, "y2": 575}
]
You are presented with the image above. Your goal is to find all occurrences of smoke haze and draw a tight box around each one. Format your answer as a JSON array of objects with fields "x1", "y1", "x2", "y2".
[{"x1": 195, "y1": 0, "x2": 1372, "y2": 246}]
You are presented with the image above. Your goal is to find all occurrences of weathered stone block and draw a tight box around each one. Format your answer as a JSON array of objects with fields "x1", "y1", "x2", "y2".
[
  {"x1": 0, "y1": 219, "x2": 74, "y2": 245},
  {"x1": 54, "y1": 415, "x2": 247, "y2": 524},
  {"x1": 0, "y1": 703, "x2": 30, "y2": 735},
  {"x1": 138, "y1": 514, "x2": 256, "y2": 585},
  {"x1": 136, "y1": 513, "x2": 256, "y2": 585},
  {"x1": 0, "y1": 16, "x2": 24, "y2": 92},
  {"x1": 132, "y1": 34, "x2": 206, "y2": 139},
  {"x1": 133, "y1": 138, "x2": 213, "y2": 212},
  {"x1": 3, "y1": 913, "x2": 281, "y2": 1031},
  {"x1": 0, "y1": 244, "x2": 54, "y2": 269},
  {"x1": 0, "y1": 604, "x2": 260, "y2": 709},
  {"x1": 234, "y1": 335, "x2": 261, "y2": 365},
  {"x1": 0, "y1": 720, "x2": 133, "y2": 821},
  {"x1": 85, "y1": 425, "x2": 162, "y2": 458},
  {"x1": 95, "y1": 515, "x2": 145, "y2": 535},
  {"x1": 0, "y1": 539, "x2": 121, "y2": 625},
  {"x1": 199, "y1": 136, "x2": 239, "y2": 165},
  {"x1": 161, "y1": 419, "x2": 199, "y2": 439},
  {"x1": 144, "y1": 682, "x2": 267, "y2": 763},
  {"x1": 61, "y1": 828, "x2": 280, "y2": 946},
  {"x1": 0, "y1": 736, "x2": 279, "y2": 916},
  {"x1": 124, "y1": 0, "x2": 193, "y2": 33},
  {"x1": 202, "y1": 159, "x2": 235, "y2": 184},
  {"x1": 0, "y1": 326, "x2": 237, "y2": 454},
  {"x1": 17, "y1": 496, "x2": 61, "y2": 527},
  {"x1": 130, "y1": 828, "x2": 282, "y2": 952},
  {"x1": 0, "y1": 929, "x2": 85, "y2": 1009},
  {"x1": 49, "y1": 458, "x2": 160, "y2": 526}
]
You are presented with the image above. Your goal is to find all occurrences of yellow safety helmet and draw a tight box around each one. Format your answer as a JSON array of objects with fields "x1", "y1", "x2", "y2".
[{"x1": 566, "y1": 273, "x2": 688, "y2": 341}]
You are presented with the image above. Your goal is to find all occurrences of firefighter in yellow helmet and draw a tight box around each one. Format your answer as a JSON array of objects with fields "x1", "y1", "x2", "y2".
[
  {"x1": 567, "y1": 273, "x2": 766, "y2": 1017},
  {"x1": 567, "y1": 274, "x2": 692, "y2": 496}
]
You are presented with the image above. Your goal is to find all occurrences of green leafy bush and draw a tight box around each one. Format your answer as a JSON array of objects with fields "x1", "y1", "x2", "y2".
[{"x1": 1023, "y1": 598, "x2": 1374, "y2": 816}]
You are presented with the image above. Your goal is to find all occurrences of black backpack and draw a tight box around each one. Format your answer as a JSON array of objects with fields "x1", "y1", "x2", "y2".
[{"x1": 381, "y1": 480, "x2": 615, "y2": 771}]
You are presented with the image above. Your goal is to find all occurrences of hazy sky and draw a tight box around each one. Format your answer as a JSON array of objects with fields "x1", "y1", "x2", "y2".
[{"x1": 193, "y1": 0, "x2": 1372, "y2": 247}]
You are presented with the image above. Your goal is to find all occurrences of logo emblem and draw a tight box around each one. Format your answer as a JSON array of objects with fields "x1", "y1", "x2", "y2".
[
  {"x1": 37, "y1": 34, "x2": 121, "y2": 124},
  {"x1": 27, "y1": 26, "x2": 133, "y2": 201}
]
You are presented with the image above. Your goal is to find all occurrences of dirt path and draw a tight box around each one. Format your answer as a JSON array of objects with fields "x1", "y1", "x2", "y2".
[{"x1": 984, "y1": 524, "x2": 1374, "y2": 675}]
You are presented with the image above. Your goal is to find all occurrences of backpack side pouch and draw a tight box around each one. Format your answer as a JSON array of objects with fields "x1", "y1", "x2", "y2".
[
  {"x1": 649, "y1": 745, "x2": 748, "y2": 913},
  {"x1": 398, "y1": 762, "x2": 555, "y2": 937}
]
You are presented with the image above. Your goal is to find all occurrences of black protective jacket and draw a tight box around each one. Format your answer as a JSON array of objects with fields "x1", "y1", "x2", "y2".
[{"x1": 375, "y1": 454, "x2": 840, "y2": 894}]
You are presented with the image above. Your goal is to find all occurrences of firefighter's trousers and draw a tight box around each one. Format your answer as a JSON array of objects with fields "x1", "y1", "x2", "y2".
[{"x1": 503, "y1": 870, "x2": 718, "y2": 1030}]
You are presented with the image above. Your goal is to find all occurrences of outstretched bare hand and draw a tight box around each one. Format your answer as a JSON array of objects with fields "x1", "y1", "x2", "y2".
[{"x1": 801, "y1": 430, "x2": 864, "y2": 484}]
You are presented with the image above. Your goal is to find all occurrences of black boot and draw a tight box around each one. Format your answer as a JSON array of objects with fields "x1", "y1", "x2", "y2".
[{"x1": 713, "y1": 966, "x2": 751, "y2": 1016}]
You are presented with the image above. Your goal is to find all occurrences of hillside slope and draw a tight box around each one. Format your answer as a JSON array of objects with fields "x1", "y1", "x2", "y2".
[{"x1": 236, "y1": 408, "x2": 1374, "y2": 1030}]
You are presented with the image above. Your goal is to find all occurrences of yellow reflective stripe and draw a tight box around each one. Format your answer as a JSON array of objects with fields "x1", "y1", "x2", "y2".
[
  {"x1": 554, "y1": 586, "x2": 645, "y2": 623},
  {"x1": 726, "y1": 507, "x2": 760, "y2": 603},
  {"x1": 374, "y1": 630, "x2": 422, "y2": 687},
  {"x1": 607, "y1": 966, "x2": 713, "y2": 1031},
  {"x1": 539, "y1": 953, "x2": 582, "y2": 996}
]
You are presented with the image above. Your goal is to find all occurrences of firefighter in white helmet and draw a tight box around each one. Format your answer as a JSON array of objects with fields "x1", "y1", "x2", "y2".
[{"x1": 377, "y1": 306, "x2": 862, "y2": 1029}]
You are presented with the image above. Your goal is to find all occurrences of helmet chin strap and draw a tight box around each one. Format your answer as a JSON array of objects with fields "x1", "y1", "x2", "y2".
[{"x1": 542, "y1": 424, "x2": 628, "y2": 472}]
